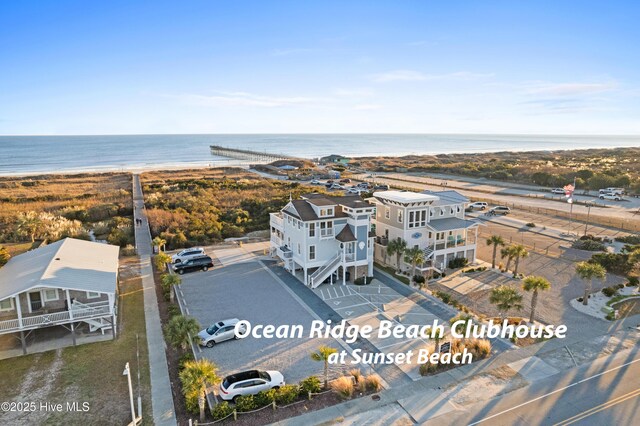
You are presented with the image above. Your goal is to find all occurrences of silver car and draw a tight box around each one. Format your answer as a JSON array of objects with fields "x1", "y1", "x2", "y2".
[
  {"x1": 171, "y1": 247, "x2": 205, "y2": 264},
  {"x1": 198, "y1": 318, "x2": 245, "y2": 348}
]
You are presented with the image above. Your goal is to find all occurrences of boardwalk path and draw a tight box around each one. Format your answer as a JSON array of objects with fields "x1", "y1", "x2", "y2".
[{"x1": 133, "y1": 174, "x2": 177, "y2": 426}]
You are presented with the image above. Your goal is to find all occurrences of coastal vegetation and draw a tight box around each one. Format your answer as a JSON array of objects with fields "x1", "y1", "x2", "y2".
[
  {"x1": 352, "y1": 147, "x2": 640, "y2": 193},
  {"x1": 140, "y1": 168, "x2": 309, "y2": 248},
  {"x1": 0, "y1": 173, "x2": 133, "y2": 252}
]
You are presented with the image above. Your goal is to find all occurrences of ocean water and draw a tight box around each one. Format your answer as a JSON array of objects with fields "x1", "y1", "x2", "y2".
[{"x1": 0, "y1": 134, "x2": 638, "y2": 176}]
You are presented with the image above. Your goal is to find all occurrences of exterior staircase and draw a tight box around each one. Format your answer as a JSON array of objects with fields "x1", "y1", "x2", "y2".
[
  {"x1": 423, "y1": 246, "x2": 435, "y2": 259},
  {"x1": 71, "y1": 301, "x2": 113, "y2": 334},
  {"x1": 309, "y1": 252, "x2": 342, "y2": 288}
]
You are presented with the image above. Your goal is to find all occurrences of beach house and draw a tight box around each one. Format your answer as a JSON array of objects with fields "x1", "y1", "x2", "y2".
[
  {"x1": 0, "y1": 238, "x2": 119, "y2": 356},
  {"x1": 369, "y1": 190, "x2": 479, "y2": 274},
  {"x1": 270, "y1": 193, "x2": 375, "y2": 288}
]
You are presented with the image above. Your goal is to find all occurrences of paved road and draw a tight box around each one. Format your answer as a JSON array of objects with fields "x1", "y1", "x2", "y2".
[
  {"x1": 425, "y1": 347, "x2": 640, "y2": 425},
  {"x1": 132, "y1": 174, "x2": 177, "y2": 426}
]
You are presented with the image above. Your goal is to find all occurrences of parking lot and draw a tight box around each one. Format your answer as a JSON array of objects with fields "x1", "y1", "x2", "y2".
[
  {"x1": 177, "y1": 260, "x2": 347, "y2": 385},
  {"x1": 314, "y1": 280, "x2": 448, "y2": 380}
]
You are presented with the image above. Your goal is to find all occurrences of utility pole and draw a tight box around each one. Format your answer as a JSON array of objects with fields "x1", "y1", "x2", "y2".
[
  {"x1": 567, "y1": 176, "x2": 576, "y2": 236},
  {"x1": 123, "y1": 363, "x2": 136, "y2": 426},
  {"x1": 584, "y1": 202, "x2": 592, "y2": 236}
]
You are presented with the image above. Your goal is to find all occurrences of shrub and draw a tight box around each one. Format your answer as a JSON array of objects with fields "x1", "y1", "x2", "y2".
[
  {"x1": 466, "y1": 339, "x2": 492, "y2": 359},
  {"x1": 590, "y1": 253, "x2": 633, "y2": 275},
  {"x1": 577, "y1": 297, "x2": 583, "y2": 302},
  {"x1": 449, "y1": 314, "x2": 474, "y2": 335},
  {"x1": 432, "y1": 272, "x2": 441, "y2": 279},
  {"x1": 441, "y1": 272, "x2": 447, "y2": 277},
  {"x1": 177, "y1": 352, "x2": 194, "y2": 371},
  {"x1": 211, "y1": 401, "x2": 234, "y2": 420},
  {"x1": 617, "y1": 283, "x2": 625, "y2": 289},
  {"x1": 627, "y1": 276, "x2": 639, "y2": 287},
  {"x1": 121, "y1": 244, "x2": 137, "y2": 256},
  {"x1": 413, "y1": 275, "x2": 426, "y2": 284},
  {"x1": 419, "y1": 361, "x2": 439, "y2": 376},
  {"x1": 572, "y1": 239, "x2": 606, "y2": 251},
  {"x1": 349, "y1": 368, "x2": 362, "y2": 384},
  {"x1": 615, "y1": 235, "x2": 640, "y2": 245},
  {"x1": 602, "y1": 287, "x2": 618, "y2": 297},
  {"x1": 448, "y1": 257, "x2": 469, "y2": 269},
  {"x1": 364, "y1": 375, "x2": 382, "y2": 392},
  {"x1": 254, "y1": 390, "x2": 275, "y2": 408},
  {"x1": 299, "y1": 376, "x2": 322, "y2": 396},
  {"x1": 330, "y1": 376, "x2": 354, "y2": 399},
  {"x1": 274, "y1": 384, "x2": 299, "y2": 405},
  {"x1": 234, "y1": 395, "x2": 256, "y2": 412},
  {"x1": 526, "y1": 222, "x2": 536, "y2": 227},
  {"x1": 167, "y1": 304, "x2": 181, "y2": 318},
  {"x1": 354, "y1": 276, "x2": 374, "y2": 285}
]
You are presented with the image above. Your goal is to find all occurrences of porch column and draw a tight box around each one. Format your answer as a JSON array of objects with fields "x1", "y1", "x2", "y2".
[
  {"x1": 342, "y1": 247, "x2": 346, "y2": 285},
  {"x1": 65, "y1": 289, "x2": 74, "y2": 320},
  {"x1": 20, "y1": 331, "x2": 27, "y2": 355},
  {"x1": 303, "y1": 267, "x2": 308, "y2": 286},
  {"x1": 70, "y1": 322, "x2": 76, "y2": 346},
  {"x1": 108, "y1": 293, "x2": 117, "y2": 340},
  {"x1": 15, "y1": 295, "x2": 23, "y2": 329},
  {"x1": 473, "y1": 227, "x2": 478, "y2": 262}
]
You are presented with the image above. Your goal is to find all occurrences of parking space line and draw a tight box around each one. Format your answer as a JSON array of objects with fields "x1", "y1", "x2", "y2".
[
  {"x1": 334, "y1": 302, "x2": 377, "y2": 311},
  {"x1": 333, "y1": 287, "x2": 339, "y2": 298}
]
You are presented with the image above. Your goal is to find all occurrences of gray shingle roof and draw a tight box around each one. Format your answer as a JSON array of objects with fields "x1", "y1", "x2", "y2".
[
  {"x1": 422, "y1": 190, "x2": 469, "y2": 206},
  {"x1": 0, "y1": 238, "x2": 120, "y2": 301},
  {"x1": 428, "y1": 217, "x2": 478, "y2": 231},
  {"x1": 335, "y1": 226, "x2": 357, "y2": 242}
]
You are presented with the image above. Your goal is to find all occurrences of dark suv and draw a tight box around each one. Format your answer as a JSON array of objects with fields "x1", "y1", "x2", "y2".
[{"x1": 173, "y1": 255, "x2": 214, "y2": 274}]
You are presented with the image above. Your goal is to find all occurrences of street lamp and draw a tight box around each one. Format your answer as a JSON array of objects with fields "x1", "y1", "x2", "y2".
[
  {"x1": 123, "y1": 363, "x2": 137, "y2": 425},
  {"x1": 584, "y1": 202, "x2": 592, "y2": 236}
]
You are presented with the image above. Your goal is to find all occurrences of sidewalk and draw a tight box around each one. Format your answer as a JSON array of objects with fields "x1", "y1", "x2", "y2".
[{"x1": 133, "y1": 174, "x2": 177, "y2": 426}]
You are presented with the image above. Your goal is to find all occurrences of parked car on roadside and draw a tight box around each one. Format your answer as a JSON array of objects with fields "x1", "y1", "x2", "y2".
[
  {"x1": 599, "y1": 192, "x2": 623, "y2": 201},
  {"x1": 551, "y1": 188, "x2": 565, "y2": 194},
  {"x1": 330, "y1": 183, "x2": 346, "y2": 190},
  {"x1": 198, "y1": 318, "x2": 246, "y2": 348},
  {"x1": 374, "y1": 184, "x2": 389, "y2": 190},
  {"x1": 346, "y1": 187, "x2": 364, "y2": 195},
  {"x1": 599, "y1": 187, "x2": 624, "y2": 195},
  {"x1": 219, "y1": 370, "x2": 285, "y2": 402},
  {"x1": 310, "y1": 179, "x2": 322, "y2": 185},
  {"x1": 357, "y1": 182, "x2": 372, "y2": 189},
  {"x1": 173, "y1": 255, "x2": 214, "y2": 274},
  {"x1": 488, "y1": 206, "x2": 511, "y2": 215},
  {"x1": 467, "y1": 202, "x2": 488, "y2": 210},
  {"x1": 339, "y1": 178, "x2": 351, "y2": 183},
  {"x1": 171, "y1": 247, "x2": 206, "y2": 264}
]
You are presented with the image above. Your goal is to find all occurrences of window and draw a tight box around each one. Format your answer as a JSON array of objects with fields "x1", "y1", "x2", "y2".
[
  {"x1": 385, "y1": 207, "x2": 390, "y2": 219},
  {"x1": 309, "y1": 223, "x2": 315, "y2": 237},
  {"x1": 87, "y1": 291, "x2": 100, "y2": 299},
  {"x1": 456, "y1": 206, "x2": 461, "y2": 213},
  {"x1": 0, "y1": 298, "x2": 14, "y2": 312},
  {"x1": 397, "y1": 210, "x2": 403, "y2": 223},
  {"x1": 450, "y1": 207, "x2": 454, "y2": 214},
  {"x1": 327, "y1": 208, "x2": 334, "y2": 216},
  {"x1": 298, "y1": 243, "x2": 301, "y2": 254},
  {"x1": 43, "y1": 289, "x2": 58, "y2": 302},
  {"x1": 309, "y1": 245, "x2": 316, "y2": 260},
  {"x1": 430, "y1": 209, "x2": 434, "y2": 217},
  {"x1": 439, "y1": 208, "x2": 444, "y2": 216},
  {"x1": 320, "y1": 221, "x2": 333, "y2": 237},
  {"x1": 408, "y1": 210, "x2": 427, "y2": 228}
]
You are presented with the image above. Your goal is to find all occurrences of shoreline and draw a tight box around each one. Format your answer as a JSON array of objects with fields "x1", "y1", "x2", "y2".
[{"x1": 1, "y1": 145, "x2": 638, "y2": 178}]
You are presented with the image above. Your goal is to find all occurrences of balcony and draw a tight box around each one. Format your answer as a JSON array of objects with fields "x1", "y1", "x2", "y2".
[
  {"x1": 270, "y1": 235, "x2": 283, "y2": 246},
  {"x1": 0, "y1": 301, "x2": 112, "y2": 334},
  {"x1": 277, "y1": 246, "x2": 293, "y2": 259},
  {"x1": 345, "y1": 253, "x2": 355, "y2": 262},
  {"x1": 270, "y1": 213, "x2": 284, "y2": 231}
]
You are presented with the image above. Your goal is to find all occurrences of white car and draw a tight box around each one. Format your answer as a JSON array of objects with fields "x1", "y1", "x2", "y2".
[
  {"x1": 171, "y1": 247, "x2": 205, "y2": 264},
  {"x1": 330, "y1": 183, "x2": 346, "y2": 190},
  {"x1": 467, "y1": 202, "x2": 488, "y2": 210},
  {"x1": 599, "y1": 187, "x2": 624, "y2": 195},
  {"x1": 551, "y1": 188, "x2": 565, "y2": 194},
  {"x1": 219, "y1": 370, "x2": 285, "y2": 402},
  {"x1": 310, "y1": 179, "x2": 322, "y2": 185},
  {"x1": 346, "y1": 187, "x2": 364, "y2": 195},
  {"x1": 488, "y1": 206, "x2": 511, "y2": 215},
  {"x1": 599, "y1": 193, "x2": 623, "y2": 201},
  {"x1": 198, "y1": 319, "x2": 246, "y2": 348}
]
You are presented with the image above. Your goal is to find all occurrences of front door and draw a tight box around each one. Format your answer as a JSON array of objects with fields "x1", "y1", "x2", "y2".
[{"x1": 29, "y1": 291, "x2": 42, "y2": 311}]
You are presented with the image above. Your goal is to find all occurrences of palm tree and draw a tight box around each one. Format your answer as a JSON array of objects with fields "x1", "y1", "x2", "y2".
[
  {"x1": 511, "y1": 244, "x2": 529, "y2": 275},
  {"x1": 424, "y1": 325, "x2": 444, "y2": 350},
  {"x1": 486, "y1": 235, "x2": 505, "y2": 269},
  {"x1": 404, "y1": 246, "x2": 425, "y2": 283},
  {"x1": 0, "y1": 246, "x2": 9, "y2": 268},
  {"x1": 489, "y1": 285, "x2": 523, "y2": 320},
  {"x1": 311, "y1": 345, "x2": 338, "y2": 389},
  {"x1": 16, "y1": 211, "x2": 44, "y2": 243},
  {"x1": 152, "y1": 236, "x2": 167, "y2": 252},
  {"x1": 501, "y1": 246, "x2": 516, "y2": 272},
  {"x1": 154, "y1": 251, "x2": 171, "y2": 270},
  {"x1": 575, "y1": 262, "x2": 606, "y2": 306},
  {"x1": 164, "y1": 315, "x2": 200, "y2": 351},
  {"x1": 180, "y1": 359, "x2": 220, "y2": 422},
  {"x1": 522, "y1": 276, "x2": 551, "y2": 323},
  {"x1": 387, "y1": 238, "x2": 407, "y2": 272},
  {"x1": 161, "y1": 273, "x2": 182, "y2": 302}
]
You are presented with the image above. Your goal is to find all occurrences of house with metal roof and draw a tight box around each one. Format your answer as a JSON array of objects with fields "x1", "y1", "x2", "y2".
[
  {"x1": 269, "y1": 193, "x2": 375, "y2": 288},
  {"x1": 369, "y1": 190, "x2": 479, "y2": 274},
  {"x1": 0, "y1": 238, "x2": 119, "y2": 355}
]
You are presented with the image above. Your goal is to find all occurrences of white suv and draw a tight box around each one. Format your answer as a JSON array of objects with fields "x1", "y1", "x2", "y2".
[
  {"x1": 599, "y1": 192, "x2": 623, "y2": 201},
  {"x1": 467, "y1": 202, "x2": 488, "y2": 210},
  {"x1": 171, "y1": 247, "x2": 205, "y2": 264},
  {"x1": 219, "y1": 370, "x2": 285, "y2": 402}
]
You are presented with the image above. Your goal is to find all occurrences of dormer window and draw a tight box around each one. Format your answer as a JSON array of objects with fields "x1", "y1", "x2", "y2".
[{"x1": 319, "y1": 207, "x2": 334, "y2": 217}]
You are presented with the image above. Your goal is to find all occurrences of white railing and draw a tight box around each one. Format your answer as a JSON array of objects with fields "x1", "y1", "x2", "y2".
[
  {"x1": 345, "y1": 253, "x2": 355, "y2": 262},
  {"x1": 0, "y1": 302, "x2": 111, "y2": 334},
  {"x1": 310, "y1": 252, "x2": 342, "y2": 288},
  {"x1": 270, "y1": 213, "x2": 284, "y2": 229}
]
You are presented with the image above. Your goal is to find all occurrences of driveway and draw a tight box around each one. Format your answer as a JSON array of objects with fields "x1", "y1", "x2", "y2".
[{"x1": 178, "y1": 261, "x2": 346, "y2": 384}]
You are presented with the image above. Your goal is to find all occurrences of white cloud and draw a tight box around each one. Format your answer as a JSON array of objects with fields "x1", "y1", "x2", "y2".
[
  {"x1": 524, "y1": 81, "x2": 617, "y2": 96},
  {"x1": 370, "y1": 70, "x2": 494, "y2": 83}
]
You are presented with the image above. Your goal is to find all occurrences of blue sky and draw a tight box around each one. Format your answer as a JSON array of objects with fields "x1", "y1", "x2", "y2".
[{"x1": 1, "y1": 1, "x2": 639, "y2": 135}]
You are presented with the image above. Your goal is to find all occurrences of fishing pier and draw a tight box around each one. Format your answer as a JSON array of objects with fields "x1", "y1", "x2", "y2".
[{"x1": 210, "y1": 145, "x2": 298, "y2": 163}]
